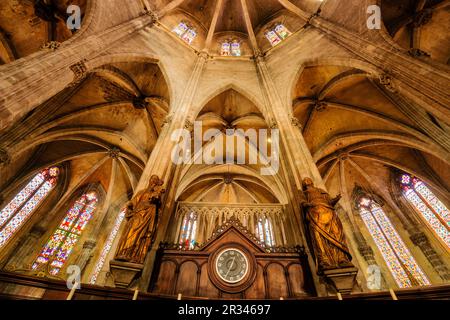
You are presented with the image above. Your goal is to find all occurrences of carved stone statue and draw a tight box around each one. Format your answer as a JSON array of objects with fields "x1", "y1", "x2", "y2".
[
  {"x1": 301, "y1": 178, "x2": 352, "y2": 273},
  {"x1": 115, "y1": 175, "x2": 165, "y2": 264}
]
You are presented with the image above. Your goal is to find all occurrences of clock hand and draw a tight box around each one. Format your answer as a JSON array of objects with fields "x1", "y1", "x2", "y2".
[{"x1": 225, "y1": 256, "x2": 236, "y2": 279}]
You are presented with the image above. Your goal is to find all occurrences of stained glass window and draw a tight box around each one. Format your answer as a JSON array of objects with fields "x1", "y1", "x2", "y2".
[
  {"x1": 173, "y1": 22, "x2": 197, "y2": 45},
  {"x1": 255, "y1": 217, "x2": 275, "y2": 247},
  {"x1": 172, "y1": 22, "x2": 189, "y2": 37},
  {"x1": 274, "y1": 24, "x2": 291, "y2": 39},
  {"x1": 221, "y1": 42, "x2": 231, "y2": 56},
  {"x1": 265, "y1": 24, "x2": 291, "y2": 46},
  {"x1": 32, "y1": 191, "x2": 98, "y2": 275},
  {"x1": 179, "y1": 212, "x2": 197, "y2": 249},
  {"x1": 358, "y1": 197, "x2": 430, "y2": 288},
  {"x1": 182, "y1": 29, "x2": 197, "y2": 44},
  {"x1": 265, "y1": 30, "x2": 282, "y2": 46},
  {"x1": 400, "y1": 173, "x2": 450, "y2": 247},
  {"x1": 0, "y1": 167, "x2": 59, "y2": 248},
  {"x1": 231, "y1": 41, "x2": 241, "y2": 56},
  {"x1": 89, "y1": 208, "x2": 126, "y2": 284},
  {"x1": 221, "y1": 40, "x2": 241, "y2": 56}
]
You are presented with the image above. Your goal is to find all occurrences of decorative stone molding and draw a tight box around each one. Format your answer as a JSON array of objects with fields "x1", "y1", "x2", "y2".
[
  {"x1": 40, "y1": 41, "x2": 61, "y2": 51},
  {"x1": 270, "y1": 122, "x2": 278, "y2": 129},
  {"x1": 378, "y1": 73, "x2": 397, "y2": 93},
  {"x1": 410, "y1": 231, "x2": 429, "y2": 246},
  {"x1": 357, "y1": 244, "x2": 375, "y2": 261},
  {"x1": 313, "y1": 100, "x2": 327, "y2": 112},
  {"x1": 253, "y1": 50, "x2": 265, "y2": 62},
  {"x1": 161, "y1": 113, "x2": 173, "y2": 128},
  {"x1": 291, "y1": 116, "x2": 302, "y2": 129},
  {"x1": 145, "y1": 9, "x2": 159, "y2": 25},
  {"x1": 68, "y1": 60, "x2": 88, "y2": 87},
  {"x1": 197, "y1": 51, "x2": 211, "y2": 61},
  {"x1": 305, "y1": 10, "x2": 321, "y2": 28},
  {"x1": 184, "y1": 119, "x2": 194, "y2": 131},
  {"x1": 108, "y1": 147, "x2": 121, "y2": 159},
  {"x1": 408, "y1": 48, "x2": 431, "y2": 58},
  {"x1": 174, "y1": 202, "x2": 285, "y2": 248}
]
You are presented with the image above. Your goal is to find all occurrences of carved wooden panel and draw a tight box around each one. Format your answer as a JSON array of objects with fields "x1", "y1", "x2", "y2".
[{"x1": 149, "y1": 220, "x2": 314, "y2": 299}]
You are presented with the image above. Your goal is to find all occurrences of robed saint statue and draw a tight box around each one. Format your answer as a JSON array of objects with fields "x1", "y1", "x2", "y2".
[
  {"x1": 301, "y1": 177, "x2": 353, "y2": 273},
  {"x1": 115, "y1": 175, "x2": 165, "y2": 264}
]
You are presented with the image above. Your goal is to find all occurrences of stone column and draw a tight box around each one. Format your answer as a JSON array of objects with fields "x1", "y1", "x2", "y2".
[
  {"x1": 253, "y1": 53, "x2": 335, "y2": 295},
  {"x1": 77, "y1": 157, "x2": 118, "y2": 276},
  {"x1": 410, "y1": 232, "x2": 450, "y2": 281},
  {"x1": 74, "y1": 240, "x2": 97, "y2": 273},
  {"x1": 110, "y1": 52, "x2": 209, "y2": 290},
  {"x1": 0, "y1": 14, "x2": 158, "y2": 130},
  {"x1": 3, "y1": 225, "x2": 46, "y2": 270}
]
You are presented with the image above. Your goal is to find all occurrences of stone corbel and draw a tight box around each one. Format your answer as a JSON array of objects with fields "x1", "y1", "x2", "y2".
[
  {"x1": 40, "y1": 41, "x2": 61, "y2": 51},
  {"x1": 68, "y1": 60, "x2": 88, "y2": 87},
  {"x1": 161, "y1": 113, "x2": 174, "y2": 128},
  {"x1": 291, "y1": 116, "x2": 302, "y2": 129},
  {"x1": 378, "y1": 73, "x2": 397, "y2": 93}
]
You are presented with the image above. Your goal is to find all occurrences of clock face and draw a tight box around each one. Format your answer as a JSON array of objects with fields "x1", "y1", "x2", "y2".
[{"x1": 215, "y1": 248, "x2": 249, "y2": 283}]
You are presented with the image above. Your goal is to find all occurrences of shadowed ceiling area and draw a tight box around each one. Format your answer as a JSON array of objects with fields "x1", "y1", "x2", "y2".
[
  {"x1": 0, "y1": 0, "x2": 87, "y2": 64},
  {"x1": 381, "y1": 0, "x2": 450, "y2": 64}
]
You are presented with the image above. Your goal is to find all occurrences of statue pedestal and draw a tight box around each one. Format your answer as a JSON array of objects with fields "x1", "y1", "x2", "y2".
[
  {"x1": 323, "y1": 266, "x2": 358, "y2": 294},
  {"x1": 109, "y1": 260, "x2": 143, "y2": 289}
]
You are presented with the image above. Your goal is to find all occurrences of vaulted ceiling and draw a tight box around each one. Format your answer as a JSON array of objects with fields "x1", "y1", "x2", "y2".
[
  {"x1": 381, "y1": 0, "x2": 450, "y2": 64},
  {"x1": 292, "y1": 64, "x2": 450, "y2": 208},
  {"x1": 0, "y1": 0, "x2": 86, "y2": 64}
]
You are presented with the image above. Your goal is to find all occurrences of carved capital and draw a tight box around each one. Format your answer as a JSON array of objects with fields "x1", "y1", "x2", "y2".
[
  {"x1": 197, "y1": 51, "x2": 211, "y2": 61},
  {"x1": 253, "y1": 50, "x2": 265, "y2": 63},
  {"x1": 291, "y1": 116, "x2": 302, "y2": 128},
  {"x1": 68, "y1": 60, "x2": 88, "y2": 87},
  {"x1": 358, "y1": 244, "x2": 374, "y2": 259},
  {"x1": 83, "y1": 240, "x2": 97, "y2": 250},
  {"x1": 162, "y1": 113, "x2": 174, "y2": 128},
  {"x1": 410, "y1": 232, "x2": 429, "y2": 247},
  {"x1": 145, "y1": 10, "x2": 159, "y2": 25},
  {"x1": 40, "y1": 41, "x2": 61, "y2": 51},
  {"x1": 184, "y1": 119, "x2": 194, "y2": 132},
  {"x1": 379, "y1": 73, "x2": 397, "y2": 93}
]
